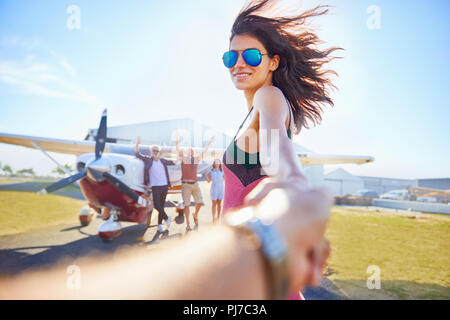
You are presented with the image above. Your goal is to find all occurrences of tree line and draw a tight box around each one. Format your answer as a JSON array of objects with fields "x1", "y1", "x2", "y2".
[{"x1": 0, "y1": 161, "x2": 74, "y2": 177}]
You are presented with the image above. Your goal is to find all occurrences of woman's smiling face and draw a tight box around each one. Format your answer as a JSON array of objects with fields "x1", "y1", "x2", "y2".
[{"x1": 228, "y1": 34, "x2": 279, "y2": 91}]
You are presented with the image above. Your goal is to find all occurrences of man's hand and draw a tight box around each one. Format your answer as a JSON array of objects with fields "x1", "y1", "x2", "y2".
[
  {"x1": 174, "y1": 130, "x2": 182, "y2": 156},
  {"x1": 243, "y1": 176, "x2": 333, "y2": 292},
  {"x1": 207, "y1": 135, "x2": 215, "y2": 149},
  {"x1": 135, "y1": 136, "x2": 141, "y2": 154},
  {"x1": 202, "y1": 135, "x2": 215, "y2": 159}
]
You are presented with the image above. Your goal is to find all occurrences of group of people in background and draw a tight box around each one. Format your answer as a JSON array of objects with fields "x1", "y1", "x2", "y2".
[{"x1": 135, "y1": 134, "x2": 224, "y2": 233}]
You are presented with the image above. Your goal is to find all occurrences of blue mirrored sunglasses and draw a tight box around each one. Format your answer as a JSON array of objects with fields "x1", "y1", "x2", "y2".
[{"x1": 222, "y1": 48, "x2": 269, "y2": 68}]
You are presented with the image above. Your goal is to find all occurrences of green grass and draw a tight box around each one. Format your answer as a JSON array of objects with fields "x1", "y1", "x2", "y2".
[
  {"x1": 326, "y1": 206, "x2": 450, "y2": 299},
  {"x1": 0, "y1": 178, "x2": 32, "y2": 184},
  {"x1": 0, "y1": 177, "x2": 59, "y2": 185},
  {"x1": 0, "y1": 191, "x2": 85, "y2": 236}
]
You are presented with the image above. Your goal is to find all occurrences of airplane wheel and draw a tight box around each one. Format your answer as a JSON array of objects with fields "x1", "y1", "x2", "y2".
[
  {"x1": 79, "y1": 206, "x2": 93, "y2": 226},
  {"x1": 176, "y1": 202, "x2": 185, "y2": 214},
  {"x1": 80, "y1": 220, "x2": 90, "y2": 227}
]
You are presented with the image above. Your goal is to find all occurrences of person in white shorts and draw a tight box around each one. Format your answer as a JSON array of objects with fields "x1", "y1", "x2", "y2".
[{"x1": 175, "y1": 131, "x2": 215, "y2": 232}]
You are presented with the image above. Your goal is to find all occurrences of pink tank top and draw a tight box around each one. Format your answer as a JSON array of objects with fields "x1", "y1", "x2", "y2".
[{"x1": 221, "y1": 102, "x2": 304, "y2": 300}]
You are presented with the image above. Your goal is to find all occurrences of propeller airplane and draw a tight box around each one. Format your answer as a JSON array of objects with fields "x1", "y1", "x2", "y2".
[{"x1": 0, "y1": 110, "x2": 374, "y2": 242}]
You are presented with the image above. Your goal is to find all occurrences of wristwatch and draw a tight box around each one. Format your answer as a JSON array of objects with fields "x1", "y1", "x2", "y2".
[{"x1": 224, "y1": 207, "x2": 290, "y2": 300}]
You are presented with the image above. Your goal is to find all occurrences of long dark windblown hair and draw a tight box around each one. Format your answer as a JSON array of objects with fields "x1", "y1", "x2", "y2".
[{"x1": 230, "y1": 0, "x2": 341, "y2": 131}]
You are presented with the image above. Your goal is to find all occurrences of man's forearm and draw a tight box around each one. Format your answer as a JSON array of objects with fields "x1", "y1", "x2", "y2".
[
  {"x1": 202, "y1": 140, "x2": 213, "y2": 158},
  {"x1": 0, "y1": 226, "x2": 269, "y2": 299},
  {"x1": 150, "y1": 226, "x2": 268, "y2": 299},
  {"x1": 175, "y1": 140, "x2": 181, "y2": 155}
]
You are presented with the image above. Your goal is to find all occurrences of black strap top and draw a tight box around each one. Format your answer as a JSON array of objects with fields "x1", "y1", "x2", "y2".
[{"x1": 224, "y1": 98, "x2": 293, "y2": 171}]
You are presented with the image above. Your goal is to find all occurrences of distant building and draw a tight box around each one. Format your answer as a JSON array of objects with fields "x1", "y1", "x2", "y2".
[
  {"x1": 417, "y1": 178, "x2": 450, "y2": 190},
  {"x1": 85, "y1": 118, "x2": 230, "y2": 149},
  {"x1": 324, "y1": 169, "x2": 425, "y2": 196},
  {"x1": 359, "y1": 176, "x2": 417, "y2": 195},
  {"x1": 324, "y1": 168, "x2": 364, "y2": 196}
]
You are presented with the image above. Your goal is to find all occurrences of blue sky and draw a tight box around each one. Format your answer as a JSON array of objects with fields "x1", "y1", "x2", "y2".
[{"x1": 0, "y1": 0, "x2": 449, "y2": 179}]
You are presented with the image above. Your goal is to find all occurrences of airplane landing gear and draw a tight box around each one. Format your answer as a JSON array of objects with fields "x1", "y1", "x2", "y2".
[
  {"x1": 79, "y1": 206, "x2": 95, "y2": 226},
  {"x1": 175, "y1": 201, "x2": 185, "y2": 224},
  {"x1": 98, "y1": 209, "x2": 122, "y2": 242}
]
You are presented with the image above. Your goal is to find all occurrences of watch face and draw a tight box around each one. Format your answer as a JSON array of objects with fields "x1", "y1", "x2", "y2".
[
  {"x1": 225, "y1": 209, "x2": 287, "y2": 258},
  {"x1": 225, "y1": 212, "x2": 290, "y2": 300},
  {"x1": 246, "y1": 219, "x2": 290, "y2": 300},
  {"x1": 252, "y1": 220, "x2": 288, "y2": 260}
]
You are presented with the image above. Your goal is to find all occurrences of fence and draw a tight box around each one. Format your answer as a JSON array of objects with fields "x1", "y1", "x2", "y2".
[{"x1": 372, "y1": 199, "x2": 450, "y2": 215}]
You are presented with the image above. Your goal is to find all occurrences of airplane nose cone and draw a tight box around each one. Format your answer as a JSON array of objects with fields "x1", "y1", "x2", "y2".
[{"x1": 86, "y1": 157, "x2": 111, "y2": 182}]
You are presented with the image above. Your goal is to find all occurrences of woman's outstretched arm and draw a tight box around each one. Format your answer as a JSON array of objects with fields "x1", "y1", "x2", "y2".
[{"x1": 254, "y1": 86, "x2": 307, "y2": 183}]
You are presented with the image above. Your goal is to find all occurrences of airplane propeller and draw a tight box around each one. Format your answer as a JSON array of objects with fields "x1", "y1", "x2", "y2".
[
  {"x1": 95, "y1": 109, "x2": 107, "y2": 159},
  {"x1": 37, "y1": 109, "x2": 145, "y2": 206},
  {"x1": 37, "y1": 170, "x2": 86, "y2": 195}
]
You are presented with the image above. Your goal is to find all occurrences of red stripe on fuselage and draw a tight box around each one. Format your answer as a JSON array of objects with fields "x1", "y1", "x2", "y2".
[{"x1": 79, "y1": 178, "x2": 149, "y2": 224}]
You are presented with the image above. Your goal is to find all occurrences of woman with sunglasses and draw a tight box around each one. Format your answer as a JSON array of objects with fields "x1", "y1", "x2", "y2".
[{"x1": 221, "y1": 0, "x2": 340, "y2": 299}]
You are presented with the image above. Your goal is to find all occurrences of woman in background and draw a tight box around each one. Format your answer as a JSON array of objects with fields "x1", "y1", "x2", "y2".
[{"x1": 206, "y1": 159, "x2": 225, "y2": 223}]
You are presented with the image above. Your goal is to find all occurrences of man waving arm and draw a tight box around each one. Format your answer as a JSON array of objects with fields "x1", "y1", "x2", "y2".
[{"x1": 201, "y1": 136, "x2": 215, "y2": 160}]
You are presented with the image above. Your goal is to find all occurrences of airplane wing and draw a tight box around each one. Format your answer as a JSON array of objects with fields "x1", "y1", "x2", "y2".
[
  {"x1": 0, "y1": 132, "x2": 102, "y2": 156},
  {"x1": 0, "y1": 132, "x2": 226, "y2": 160},
  {"x1": 158, "y1": 147, "x2": 375, "y2": 166},
  {"x1": 0, "y1": 132, "x2": 374, "y2": 165},
  {"x1": 297, "y1": 153, "x2": 374, "y2": 165}
]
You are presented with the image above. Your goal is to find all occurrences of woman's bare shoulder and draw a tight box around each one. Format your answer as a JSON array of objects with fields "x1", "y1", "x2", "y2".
[{"x1": 253, "y1": 85, "x2": 288, "y2": 116}]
